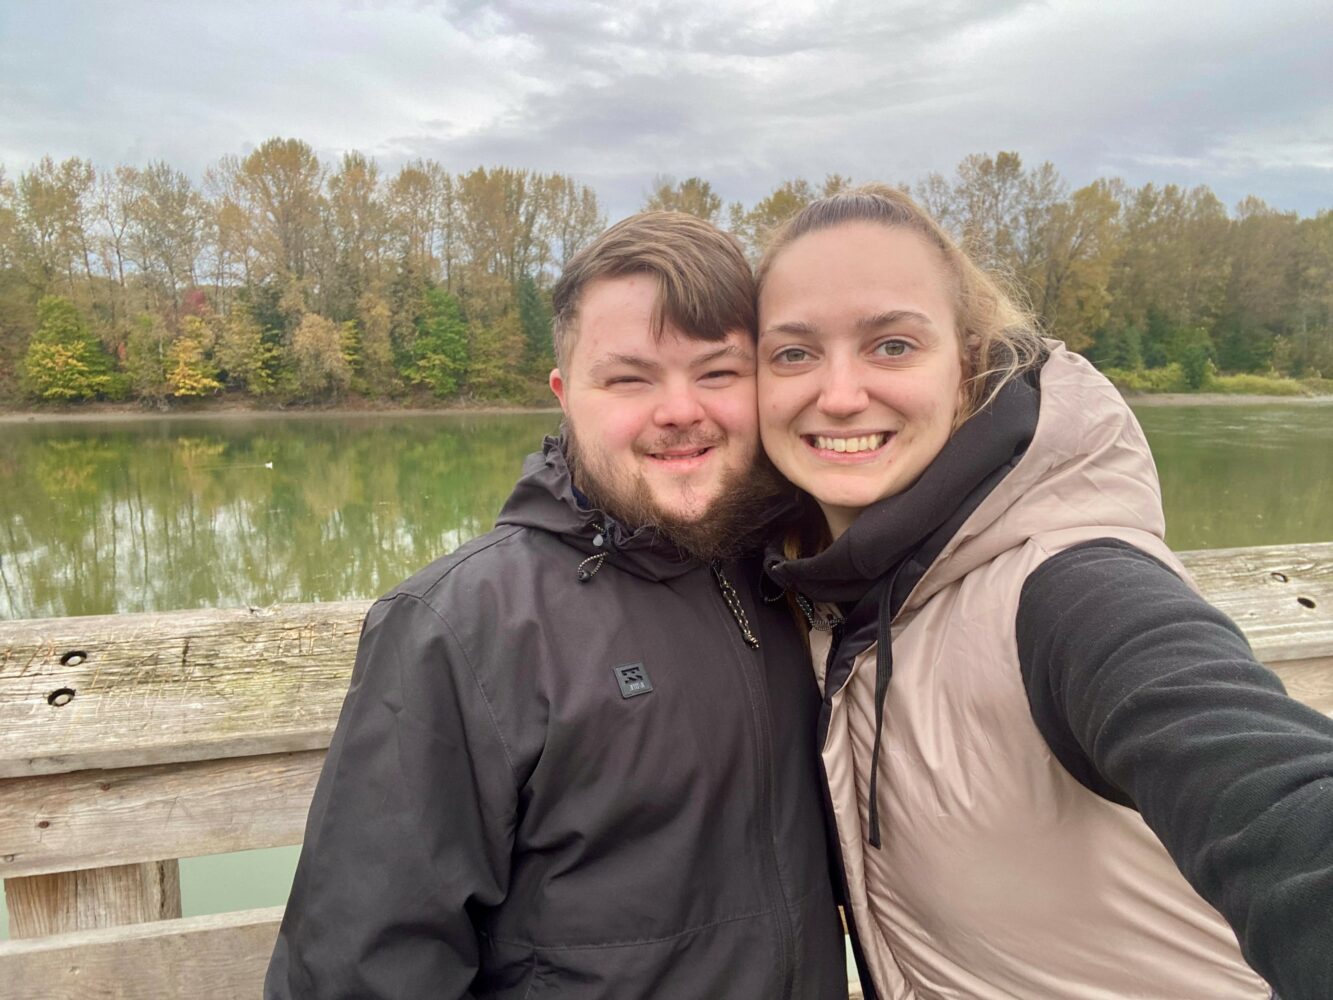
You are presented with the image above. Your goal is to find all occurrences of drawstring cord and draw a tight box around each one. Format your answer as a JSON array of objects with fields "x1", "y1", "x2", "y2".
[
  {"x1": 712, "y1": 562, "x2": 760, "y2": 649},
  {"x1": 794, "y1": 592, "x2": 844, "y2": 632},
  {"x1": 865, "y1": 583, "x2": 894, "y2": 849},
  {"x1": 866, "y1": 561, "x2": 911, "y2": 850}
]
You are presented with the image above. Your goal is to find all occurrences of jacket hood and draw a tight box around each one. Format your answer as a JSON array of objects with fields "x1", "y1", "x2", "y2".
[
  {"x1": 496, "y1": 435, "x2": 798, "y2": 583},
  {"x1": 901, "y1": 342, "x2": 1166, "y2": 612}
]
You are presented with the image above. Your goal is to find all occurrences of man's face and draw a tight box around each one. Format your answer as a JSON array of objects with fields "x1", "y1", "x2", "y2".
[{"x1": 550, "y1": 273, "x2": 761, "y2": 539}]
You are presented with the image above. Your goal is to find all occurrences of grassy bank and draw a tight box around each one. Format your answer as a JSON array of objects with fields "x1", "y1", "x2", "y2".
[
  {"x1": 1102, "y1": 365, "x2": 1333, "y2": 397},
  {"x1": 0, "y1": 394, "x2": 561, "y2": 423}
]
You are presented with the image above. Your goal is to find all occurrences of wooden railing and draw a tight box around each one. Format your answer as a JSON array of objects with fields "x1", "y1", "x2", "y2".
[{"x1": 1, "y1": 543, "x2": 1330, "y2": 999}]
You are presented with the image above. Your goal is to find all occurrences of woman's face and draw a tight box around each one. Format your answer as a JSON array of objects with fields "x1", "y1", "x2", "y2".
[{"x1": 757, "y1": 222, "x2": 965, "y2": 539}]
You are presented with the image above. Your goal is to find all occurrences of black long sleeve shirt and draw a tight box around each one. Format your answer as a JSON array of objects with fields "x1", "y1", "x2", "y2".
[{"x1": 1018, "y1": 540, "x2": 1333, "y2": 1000}]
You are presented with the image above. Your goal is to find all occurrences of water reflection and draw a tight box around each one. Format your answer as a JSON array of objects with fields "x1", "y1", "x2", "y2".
[
  {"x1": 1133, "y1": 404, "x2": 1333, "y2": 551},
  {"x1": 2, "y1": 405, "x2": 1330, "y2": 620},
  {"x1": 2, "y1": 413, "x2": 559, "y2": 619}
]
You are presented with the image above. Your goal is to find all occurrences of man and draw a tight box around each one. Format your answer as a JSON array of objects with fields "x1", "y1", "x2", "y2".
[{"x1": 265, "y1": 212, "x2": 848, "y2": 999}]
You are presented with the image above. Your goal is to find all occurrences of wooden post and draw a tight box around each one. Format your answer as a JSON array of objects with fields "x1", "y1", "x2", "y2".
[{"x1": 4, "y1": 861, "x2": 181, "y2": 939}]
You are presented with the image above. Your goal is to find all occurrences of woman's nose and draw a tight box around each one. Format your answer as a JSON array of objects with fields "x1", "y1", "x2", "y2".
[{"x1": 816, "y1": 362, "x2": 869, "y2": 418}]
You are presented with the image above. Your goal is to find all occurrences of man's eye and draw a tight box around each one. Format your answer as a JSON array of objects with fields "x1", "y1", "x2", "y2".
[
  {"x1": 607, "y1": 376, "x2": 646, "y2": 386},
  {"x1": 701, "y1": 369, "x2": 739, "y2": 381}
]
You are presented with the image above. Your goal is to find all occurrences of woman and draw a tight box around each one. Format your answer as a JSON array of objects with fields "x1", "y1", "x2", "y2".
[{"x1": 755, "y1": 185, "x2": 1333, "y2": 1000}]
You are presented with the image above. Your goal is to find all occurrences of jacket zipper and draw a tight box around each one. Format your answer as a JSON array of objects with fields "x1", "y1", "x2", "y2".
[{"x1": 712, "y1": 562, "x2": 797, "y2": 1000}]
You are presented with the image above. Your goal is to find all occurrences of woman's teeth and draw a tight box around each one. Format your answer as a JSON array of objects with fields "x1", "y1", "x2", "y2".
[{"x1": 813, "y1": 434, "x2": 886, "y2": 453}]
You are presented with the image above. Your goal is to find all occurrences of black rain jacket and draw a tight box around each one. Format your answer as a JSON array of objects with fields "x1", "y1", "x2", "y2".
[{"x1": 265, "y1": 436, "x2": 849, "y2": 999}]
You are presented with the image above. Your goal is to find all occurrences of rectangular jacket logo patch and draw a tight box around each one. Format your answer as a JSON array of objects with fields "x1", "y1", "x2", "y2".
[{"x1": 613, "y1": 662, "x2": 653, "y2": 699}]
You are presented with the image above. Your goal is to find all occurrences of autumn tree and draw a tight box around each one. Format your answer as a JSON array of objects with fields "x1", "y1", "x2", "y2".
[
  {"x1": 229, "y1": 138, "x2": 324, "y2": 307},
  {"x1": 21, "y1": 295, "x2": 114, "y2": 400},
  {"x1": 321, "y1": 151, "x2": 385, "y2": 321},
  {"x1": 355, "y1": 290, "x2": 397, "y2": 393},
  {"x1": 291, "y1": 312, "x2": 352, "y2": 398},
  {"x1": 12, "y1": 157, "x2": 97, "y2": 299},
  {"x1": 215, "y1": 303, "x2": 276, "y2": 394},
  {"x1": 124, "y1": 312, "x2": 172, "y2": 402},
  {"x1": 125, "y1": 161, "x2": 206, "y2": 314},
  {"x1": 545, "y1": 173, "x2": 604, "y2": 268},
  {"x1": 468, "y1": 309, "x2": 528, "y2": 401},
  {"x1": 167, "y1": 315, "x2": 222, "y2": 397},
  {"x1": 1032, "y1": 180, "x2": 1122, "y2": 349},
  {"x1": 643, "y1": 175, "x2": 723, "y2": 224}
]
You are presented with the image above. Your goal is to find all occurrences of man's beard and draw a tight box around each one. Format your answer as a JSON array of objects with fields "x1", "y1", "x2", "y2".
[{"x1": 565, "y1": 423, "x2": 784, "y2": 562}]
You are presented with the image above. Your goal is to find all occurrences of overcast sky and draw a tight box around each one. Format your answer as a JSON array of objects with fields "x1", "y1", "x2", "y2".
[{"x1": 2, "y1": 0, "x2": 1330, "y2": 219}]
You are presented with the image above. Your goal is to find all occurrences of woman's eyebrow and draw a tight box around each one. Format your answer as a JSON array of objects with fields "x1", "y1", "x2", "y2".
[
  {"x1": 856, "y1": 309, "x2": 933, "y2": 332},
  {"x1": 760, "y1": 319, "x2": 819, "y2": 340}
]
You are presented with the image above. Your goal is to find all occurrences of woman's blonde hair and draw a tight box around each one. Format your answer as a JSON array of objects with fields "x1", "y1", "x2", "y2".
[{"x1": 755, "y1": 183, "x2": 1046, "y2": 423}]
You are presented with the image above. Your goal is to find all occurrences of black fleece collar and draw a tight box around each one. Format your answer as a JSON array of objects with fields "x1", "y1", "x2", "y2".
[{"x1": 765, "y1": 367, "x2": 1043, "y2": 606}]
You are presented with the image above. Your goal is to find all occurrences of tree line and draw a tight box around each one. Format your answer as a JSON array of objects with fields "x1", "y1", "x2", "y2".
[{"x1": 1, "y1": 141, "x2": 1330, "y2": 405}]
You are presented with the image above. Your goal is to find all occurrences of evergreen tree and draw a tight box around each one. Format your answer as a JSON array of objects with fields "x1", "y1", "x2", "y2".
[{"x1": 516, "y1": 275, "x2": 553, "y2": 374}]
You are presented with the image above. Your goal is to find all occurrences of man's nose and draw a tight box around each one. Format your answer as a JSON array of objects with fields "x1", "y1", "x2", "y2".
[
  {"x1": 816, "y1": 360, "x2": 869, "y2": 418},
  {"x1": 653, "y1": 380, "x2": 707, "y2": 427}
]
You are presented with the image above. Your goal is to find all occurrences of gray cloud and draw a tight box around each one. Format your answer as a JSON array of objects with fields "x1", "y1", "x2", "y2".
[{"x1": 1, "y1": 0, "x2": 1328, "y2": 217}]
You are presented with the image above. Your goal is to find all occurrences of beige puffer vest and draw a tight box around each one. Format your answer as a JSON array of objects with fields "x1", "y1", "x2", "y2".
[{"x1": 816, "y1": 346, "x2": 1268, "y2": 999}]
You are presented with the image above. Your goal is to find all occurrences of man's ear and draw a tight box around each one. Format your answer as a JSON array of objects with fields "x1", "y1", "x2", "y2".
[{"x1": 549, "y1": 367, "x2": 568, "y2": 412}]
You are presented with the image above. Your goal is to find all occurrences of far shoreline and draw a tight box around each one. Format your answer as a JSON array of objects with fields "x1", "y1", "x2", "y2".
[
  {"x1": 1120, "y1": 392, "x2": 1333, "y2": 407},
  {"x1": 0, "y1": 400, "x2": 562, "y2": 424},
  {"x1": 2, "y1": 391, "x2": 1330, "y2": 424}
]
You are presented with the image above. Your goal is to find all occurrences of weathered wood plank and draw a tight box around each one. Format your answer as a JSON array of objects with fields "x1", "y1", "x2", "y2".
[
  {"x1": 1178, "y1": 543, "x2": 1333, "y2": 664},
  {"x1": 0, "y1": 751, "x2": 322, "y2": 879},
  {"x1": 1269, "y1": 657, "x2": 1333, "y2": 715},
  {"x1": 0, "y1": 544, "x2": 1328, "y2": 779},
  {"x1": 0, "y1": 601, "x2": 368, "y2": 778},
  {"x1": 5, "y1": 861, "x2": 181, "y2": 938},
  {"x1": 0, "y1": 906, "x2": 282, "y2": 1000}
]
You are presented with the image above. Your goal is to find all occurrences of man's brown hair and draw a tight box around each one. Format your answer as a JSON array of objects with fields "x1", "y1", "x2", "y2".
[{"x1": 551, "y1": 211, "x2": 756, "y2": 369}]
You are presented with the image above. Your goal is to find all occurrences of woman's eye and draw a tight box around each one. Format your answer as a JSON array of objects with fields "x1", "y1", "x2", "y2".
[
  {"x1": 873, "y1": 339, "x2": 911, "y2": 358},
  {"x1": 774, "y1": 347, "x2": 810, "y2": 364}
]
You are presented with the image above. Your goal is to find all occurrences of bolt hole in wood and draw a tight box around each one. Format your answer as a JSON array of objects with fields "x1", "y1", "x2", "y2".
[
  {"x1": 1297, "y1": 596, "x2": 1317, "y2": 609},
  {"x1": 1271, "y1": 571, "x2": 1289, "y2": 582},
  {"x1": 60, "y1": 649, "x2": 88, "y2": 666},
  {"x1": 47, "y1": 687, "x2": 76, "y2": 707},
  {"x1": 36, "y1": 820, "x2": 49, "y2": 829}
]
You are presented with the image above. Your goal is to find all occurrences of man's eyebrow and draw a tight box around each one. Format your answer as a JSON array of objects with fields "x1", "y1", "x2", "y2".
[
  {"x1": 691, "y1": 343, "x2": 753, "y2": 367},
  {"x1": 587, "y1": 343, "x2": 753, "y2": 375},
  {"x1": 588, "y1": 353, "x2": 661, "y2": 375}
]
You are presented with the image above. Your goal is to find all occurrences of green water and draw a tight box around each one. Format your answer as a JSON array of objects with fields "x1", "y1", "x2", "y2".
[
  {"x1": 1, "y1": 402, "x2": 1330, "y2": 939},
  {"x1": 1133, "y1": 404, "x2": 1333, "y2": 550}
]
